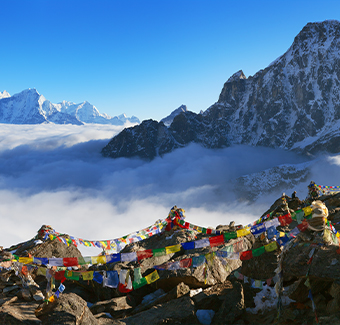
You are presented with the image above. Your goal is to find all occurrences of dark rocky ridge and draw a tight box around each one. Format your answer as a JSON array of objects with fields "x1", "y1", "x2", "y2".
[{"x1": 102, "y1": 20, "x2": 340, "y2": 160}]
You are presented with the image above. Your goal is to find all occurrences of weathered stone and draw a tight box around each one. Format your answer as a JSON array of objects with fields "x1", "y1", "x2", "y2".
[
  {"x1": 131, "y1": 282, "x2": 190, "y2": 315},
  {"x1": 17, "y1": 288, "x2": 32, "y2": 302},
  {"x1": 35, "y1": 292, "x2": 98, "y2": 325},
  {"x1": 0, "y1": 300, "x2": 41, "y2": 324},
  {"x1": 90, "y1": 295, "x2": 135, "y2": 317},
  {"x1": 116, "y1": 296, "x2": 198, "y2": 325},
  {"x1": 212, "y1": 280, "x2": 245, "y2": 324}
]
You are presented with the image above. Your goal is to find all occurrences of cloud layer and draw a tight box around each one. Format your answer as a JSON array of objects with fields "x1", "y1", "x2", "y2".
[{"x1": 1, "y1": 123, "x2": 339, "y2": 255}]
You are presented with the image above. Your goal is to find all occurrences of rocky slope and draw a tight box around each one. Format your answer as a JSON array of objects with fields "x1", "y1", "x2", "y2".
[
  {"x1": 0, "y1": 88, "x2": 140, "y2": 126},
  {"x1": 2, "y1": 190, "x2": 340, "y2": 324},
  {"x1": 102, "y1": 20, "x2": 340, "y2": 159}
]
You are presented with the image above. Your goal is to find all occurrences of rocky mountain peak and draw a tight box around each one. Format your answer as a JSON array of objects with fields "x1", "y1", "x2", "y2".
[
  {"x1": 160, "y1": 104, "x2": 188, "y2": 126},
  {"x1": 226, "y1": 70, "x2": 247, "y2": 83},
  {"x1": 102, "y1": 20, "x2": 340, "y2": 160}
]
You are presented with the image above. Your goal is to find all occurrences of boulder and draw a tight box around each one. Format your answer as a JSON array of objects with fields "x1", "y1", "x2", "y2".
[
  {"x1": 114, "y1": 295, "x2": 198, "y2": 325},
  {"x1": 0, "y1": 299, "x2": 41, "y2": 324},
  {"x1": 35, "y1": 292, "x2": 98, "y2": 325},
  {"x1": 212, "y1": 279, "x2": 245, "y2": 324},
  {"x1": 90, "y1": 295, "x2": 135, "y2": 318}
]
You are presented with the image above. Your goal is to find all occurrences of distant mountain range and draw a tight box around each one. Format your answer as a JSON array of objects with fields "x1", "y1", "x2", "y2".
[
  {"x1": 102, "y1": 20, "x2": 340, "y2": 160},
  {"x1": 0, "y1": 88, "x2": 140, "y2": 125}
]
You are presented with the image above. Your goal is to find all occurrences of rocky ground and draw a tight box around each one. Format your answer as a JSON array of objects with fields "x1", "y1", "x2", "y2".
[{"x1": 2, "y1": 191, "x2": 340, "y2": 324}]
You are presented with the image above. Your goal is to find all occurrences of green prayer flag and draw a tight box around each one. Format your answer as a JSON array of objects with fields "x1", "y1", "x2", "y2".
[
  {"x1": 65, "y1": 271, "x2": 80, "y2": 281},
  {"x1": 133, "y1": 277, "x2": 147, "y2": 289},
  {"x1": 153, "y1": 248, "x2": 166, "y2": 257},
  {"x1": 224, "y1": 231, "x2": 237, "y2": 241},
  {"x1": 252, "y1": 246, "x2": 265, "y2": 257}
]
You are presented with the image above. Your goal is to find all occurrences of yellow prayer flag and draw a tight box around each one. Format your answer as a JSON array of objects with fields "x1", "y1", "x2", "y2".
[
  {"x1": 236, "y1": 227, "x2": 251, "y2": 237},
  {"x1": 303, "y1": 206, "x2": 312, "y2": 216},
  {"x1": 18, "y1": 257, "x2": 33, "y2": 264},
  {"x1": 279, "y1": 232, "x2": 285, "y2": 237},
  {"x1": 336, "y1": 232, "x2": 340, "y2": 238},
  {"x1": 82, "y1": 271, "x2": 94, "y2": 280},
  {"x1": 165, "y1": 244, "x2": 181, "y2": 255},
  {"x1": 145, "y1": 270, "x2": 160, "y2": 284},
  {"x1": 91, "y1": 256, "x2": 106, "y2": 265},
  {"x1": 265, "y1": 241, "x2": 278, "y2": 252}
]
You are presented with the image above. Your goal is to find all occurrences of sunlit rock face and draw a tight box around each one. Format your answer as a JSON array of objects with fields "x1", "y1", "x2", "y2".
[{"x1": 103, "y1": 20, "x2": 340, "y2": 160}]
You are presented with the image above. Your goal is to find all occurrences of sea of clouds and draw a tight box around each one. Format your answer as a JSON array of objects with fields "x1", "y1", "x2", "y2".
[{"x1": 1, "y1": 123, "x2": 340, "y2": 255}]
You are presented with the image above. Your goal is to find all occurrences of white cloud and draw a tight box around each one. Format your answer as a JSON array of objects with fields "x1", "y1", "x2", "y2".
[{"x1": 1, "y1": 123, "x2": 339, "y2": 255}]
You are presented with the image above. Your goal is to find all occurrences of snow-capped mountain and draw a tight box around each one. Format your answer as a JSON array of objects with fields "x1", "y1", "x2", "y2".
[
  {"x1": 0, "y1": 89, "x2": 140, "y2": 125},
  {"x1": 0, "y1": 90, "x2": 10, "y2": 99},
  {"x1": 160, "y1": 105, "x2": 189, "y2": 126},
  {"x1": 102, "y1": 20, "x2": 340, "y2": 159}
]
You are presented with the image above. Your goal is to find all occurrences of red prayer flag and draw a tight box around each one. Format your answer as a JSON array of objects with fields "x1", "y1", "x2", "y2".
[
  {"x1": 206, "y1": 228, "x2": 212, "y2": 235},
  {"x1": 137, "y1": 249, "x2": 153, "y2": 261},
  {"x1": 209, "y1": 235, "x2": 225, "y2": 247},
  {"x1": 240, "y1": 250, "x2": 253, "y2": 261},
  {"x1": 179, "y1": 258, "x2": 192, "y2": 268},
  {"x1": 279, "y1": 213, "x2": 293, "y2": 226},
  {"x1": 55, "y1": 271, "x2": 66, "y2": 281},
  {"x1": 184, "y1": 222, "x2": 190, "y2": 229},
  {"x1": 297, "y1": 220, "x2": 308, "y2": 232},
  {"x1": 118, "y1": 283, "x2": 133, "y2": 293},
  {"x1": 63, "y1": 257, "x2": 78, "y2": 267}
]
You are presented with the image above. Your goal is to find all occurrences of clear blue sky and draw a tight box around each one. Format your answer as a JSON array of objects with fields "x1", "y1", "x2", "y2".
[{"x1": 1, "y1": 0, "x2": 340, "y2": 121}]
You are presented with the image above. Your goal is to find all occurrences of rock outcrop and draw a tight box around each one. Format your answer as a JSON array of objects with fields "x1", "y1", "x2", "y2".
[
  {"x1": 3, "y1": 189, "x2": 340, "y2": 324},
  {"x1": 102, "y1": 20, "x2": 340, "y2": 160}
]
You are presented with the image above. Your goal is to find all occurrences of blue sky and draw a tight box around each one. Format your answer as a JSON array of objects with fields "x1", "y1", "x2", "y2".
[{"x1": 1, "y1": 0, "x2": 340, "y2": 121}]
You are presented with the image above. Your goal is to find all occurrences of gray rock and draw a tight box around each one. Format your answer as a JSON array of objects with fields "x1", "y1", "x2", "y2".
[{"x1": 35, "y1": 292, "x2": 98, "y2": 325}]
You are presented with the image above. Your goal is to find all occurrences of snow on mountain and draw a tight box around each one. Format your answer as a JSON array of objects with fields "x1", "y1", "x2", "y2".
[
  {"x1": 0, "y1": 90, "x2": 10, "y2": 99},
  {"x1": 232, "y1": 161, "x2": 312, "y2": 202},
  {"x1": 101, "y1": 20, "x2": 340, "y2": 160},
  {"x1": 160, "y1": 104, "x2": 188, "y2": 126},
  {"x1": 0, "y1": 88, "x2": 140, "y2": 126}
]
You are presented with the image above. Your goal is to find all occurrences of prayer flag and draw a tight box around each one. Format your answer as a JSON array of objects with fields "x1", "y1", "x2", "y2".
[
  {"x1": 252, "y1": 246, "x2": 265, "y2": 257},
  {"x1": 103, "y1": 271, "x2": 119, "y2": 288},
  {"x1": 236, "y1": 227, "x2": 251, "y2": 237},
  {"x1": 34, "y1": 257, "x2": 48, "y2": 265},
  {"x1": 240, "y1": 250, "x2": 253, "y2": 261},
  {"x1": 265, "y1": 241, "x2": 278, "y2": 252},
  {"x1": 153, "y1": 248, "x2": 166, "y2": 257},
  {"x1": 165, "y1": 244, "x2": 181, "y2": 255},
  {"x1": 181, "y1": 241, "x2": 195, "y2": 250},
  {"x1": 209, "y1": 235, "x2": 225, "y2": 247},
  {"x1": 133, "y1": 277, "x2": 147, "y2": 289},
  {"x1": 91, "y1": 256, "x2": 106, "y2": 265},
  {"x1": 179, "y1": 258, "x2": 192, "y2": 268},
  {"x1": 18, "y1": 257, "x2": 33, "y2": 265},
  {"x1": 65, "y1": 270, "x2": 80, "y2": 281},
  {"x1": 93, "y1": 272, "x2": 103, "y2": 284},
  {"x1": 63, "y1": 257, "x2": 78, "y2": 267},
  {"x1": 121, "y1": 252, "x2": 137, "y2": 262},
  {"x1": 49, "y1": 258, "x2": 64, "y2": 267},
  {"x1": 137, "y1": 249, "x2": 153, "y2": 261},
  {"x1": 194, "y1": 238, "x2": 210, "y2": 249},
  {"x1": 82, "y1": 271, "x2": 94, "y2": 280},
  {"x1": 106, "y1": 254, "x2": 121, "y2": 264},
  {"x1": 224, "y1": 231, "x2": 237, "y2": 241},
  {"x1": 145, "y1": 270, "x2": 160, "y2": 284}
]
